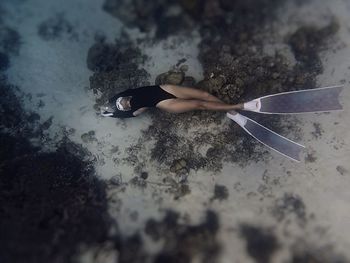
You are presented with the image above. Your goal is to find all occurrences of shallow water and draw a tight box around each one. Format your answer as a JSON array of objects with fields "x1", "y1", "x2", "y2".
[{"x1": 1, "y1": 0, "x2": 350, "y2": 262}]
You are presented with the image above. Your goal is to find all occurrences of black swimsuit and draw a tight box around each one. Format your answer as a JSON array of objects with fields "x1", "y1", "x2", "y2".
[{"x1": 109, "y1": 85, "x2": 176, "y2": 118}]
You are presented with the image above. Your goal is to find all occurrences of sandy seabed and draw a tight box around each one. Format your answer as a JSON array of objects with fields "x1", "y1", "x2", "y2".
[{"x1": 1, "y1": 0, "x2": 350, "y2": 262}]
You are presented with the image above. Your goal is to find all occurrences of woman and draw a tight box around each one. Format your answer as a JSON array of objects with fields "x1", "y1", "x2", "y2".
[{"x1": 100, "y1": 84, "x2": 244, "y2": 118}]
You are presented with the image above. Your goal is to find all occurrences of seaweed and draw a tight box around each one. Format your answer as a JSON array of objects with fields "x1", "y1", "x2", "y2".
[
  {"x1": 240, "y1": 224, "x2": 279, "y2": 263},
  {"x1": 145, "y1": 210, "x2": 221, "y2": 263}
]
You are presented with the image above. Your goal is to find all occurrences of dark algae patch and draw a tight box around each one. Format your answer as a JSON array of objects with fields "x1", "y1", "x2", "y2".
[
  {"x1": 0, "y1": 142, "x2": 112, "y2": 263},
  {"x1": 272, "y1": 193, "x2": 307, "y2": 225},
  {"x1": 0, "y1": 51, "x2": 9, "y2": 70},
  {"x1": 38, "y1": 13, "x2": 78, "y2": 41},
  {"x1": 0, "y1": 25, "x2": 21, "y2": 55},
  {"x1": 211, "y1": 184, "x2": 229, "y2": 201},
  {"x1": 145, "y1": 210, "x2": 221, "y2": 263},
  {"x1": 1, "y1": 70, "x2": 113, "y2": 263},
  {"x1": 288, "y1": 20, "x2": 340, "y2": 75},
  {"x1": 240, "y1": 224, "x2": 279, "y2": 263},
  {"x1": 103, "y1": 0, "x2": 195, "y2": 39}
]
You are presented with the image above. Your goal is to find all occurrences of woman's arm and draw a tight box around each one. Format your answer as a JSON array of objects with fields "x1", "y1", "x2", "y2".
[{"x1": 133, "y1": 107, "x2": 148, "y2": 116}]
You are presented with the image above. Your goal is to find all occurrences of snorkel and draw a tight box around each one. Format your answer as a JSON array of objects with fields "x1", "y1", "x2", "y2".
[{"x1": 100, "y1": 103, "x2": 115, "y2": 117}]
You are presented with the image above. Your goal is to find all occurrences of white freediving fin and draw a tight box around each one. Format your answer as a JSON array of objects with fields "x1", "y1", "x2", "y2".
[
  {"x1": 243, "y1": 85, "x2": 344, "y2": 114},
  {"x1": 227, "y1": 111, "x2": 305, "y2": 162}
]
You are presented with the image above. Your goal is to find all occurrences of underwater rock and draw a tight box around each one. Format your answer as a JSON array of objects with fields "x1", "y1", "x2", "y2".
[
  {"x1": 155, "y1": 68, "x2": 197, "y2": 87},
  {"x1": 170, "y1": 158, "x2": 189, "y2": 175},
  {"x1": 109, "y1": 174, "x2": 123, "y2": 186},
  {"x1": 155, "y1": 70, "x2": 185, "y2": 85},
  {"x1": 181, "y1": 76, "x2": 196, "y2": 86},
  {"x1": 81, "y1": 130, "x2": 97, "y2": 143},
  {"x1": 140, "y1": 171, "x2": 149, "y2": 180},
  {"x1": 196, "y1": 75, "x2": 226, "y2": 99}
]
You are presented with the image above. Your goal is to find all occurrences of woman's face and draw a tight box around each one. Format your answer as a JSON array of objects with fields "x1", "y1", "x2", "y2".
[
  {"x1": 120, "y1": 97, "x2": 130, "y2": 109},
  {"x1": 117, "y1": 96, "x2": 132, "y2": 111}
]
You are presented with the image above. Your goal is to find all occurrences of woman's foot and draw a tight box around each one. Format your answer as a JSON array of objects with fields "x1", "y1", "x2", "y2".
[{"x1": 243, "y1": 99, "x2": 261, "y2": 112}]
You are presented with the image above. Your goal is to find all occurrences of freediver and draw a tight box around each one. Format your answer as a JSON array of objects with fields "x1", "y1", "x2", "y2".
[{"x1": 100, "y1": 84, "x2": 244, "y2": 118}]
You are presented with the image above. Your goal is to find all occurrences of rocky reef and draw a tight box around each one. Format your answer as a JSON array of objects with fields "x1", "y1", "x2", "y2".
[
  {"x1": 92, "y1": 0, "x2": 339, "y2": 175},
  {"x1": 87, "y1": 32, "x2": 150, "y2": 109}
]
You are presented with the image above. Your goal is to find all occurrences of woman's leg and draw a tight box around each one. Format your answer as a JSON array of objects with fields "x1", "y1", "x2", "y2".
[
  {"x1": 160, "y1": 84, "x2": 223, "y2": 102},
  {"x1": 156, "y1": 99, "x2": 243, "y2": 113}
]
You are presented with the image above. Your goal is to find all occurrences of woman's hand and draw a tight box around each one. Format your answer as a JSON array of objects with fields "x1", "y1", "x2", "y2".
[{"x1": 133, "y1": 107, "x2": 149, "y2": 116}]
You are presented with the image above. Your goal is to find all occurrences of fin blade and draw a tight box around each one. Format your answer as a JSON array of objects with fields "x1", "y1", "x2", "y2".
[
  {"x1": 243, "y1": 118, "x2": 305, "y2": 162},
  {"x1": 227, "y1": 112, "x2": 305, "y2": 162},
  {"x1": 257, "y1": 86, "x2": 343, "y2": 114}
]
